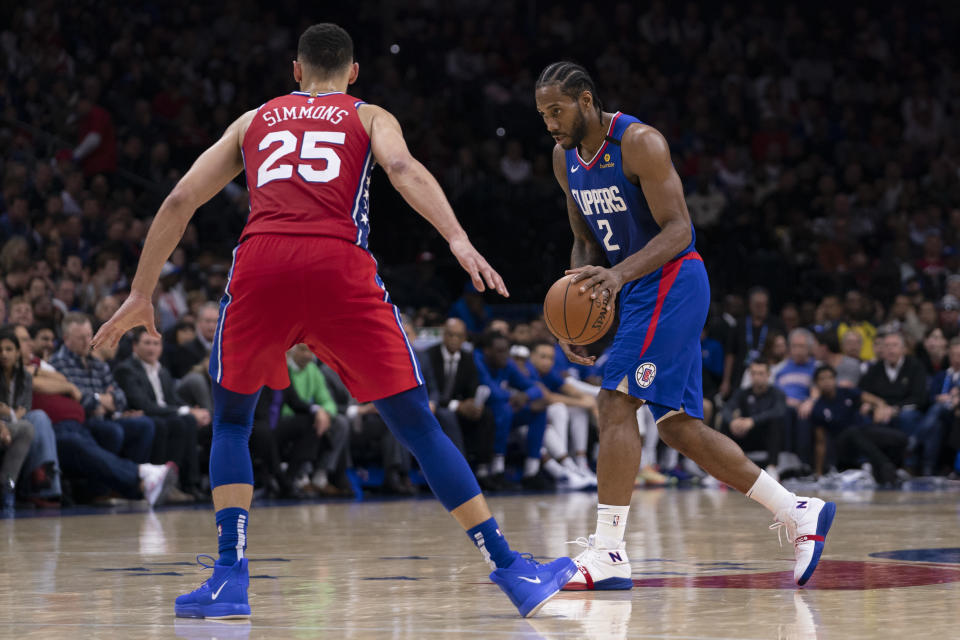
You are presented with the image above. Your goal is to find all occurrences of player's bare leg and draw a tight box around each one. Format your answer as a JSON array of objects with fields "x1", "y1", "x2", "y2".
[
  {"x1": 656, "y1": 413, "x2": 837, "y2": 586},
  {"x1": 655, "y1": 413, "x2": 761, "y2": 493},
  {"x1": 450, "y1": 494, "x2": 495, "y2": 529},
  {"x1": 595, "y1": 390, "x2": 644, "y2": 505},
  {"x1": 212, "y1": 484, "x2": 253, "y2": 513},
  {"x1": 564, "y1": 389, "x2": 642, "y2": 590}
]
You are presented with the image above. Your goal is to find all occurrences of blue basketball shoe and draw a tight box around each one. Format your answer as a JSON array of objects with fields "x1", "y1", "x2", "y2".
[
  {"x1": 175, "y1": 555, "x2": 251, "y2": 619},
  {"x1": 489, "y1": 551, "x2": 578, "y2": 617}
]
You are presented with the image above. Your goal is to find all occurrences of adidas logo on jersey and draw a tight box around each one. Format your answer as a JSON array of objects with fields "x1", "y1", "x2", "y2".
[{"x1": 571, "y1": 186, "x2": 628, "y2": 216}]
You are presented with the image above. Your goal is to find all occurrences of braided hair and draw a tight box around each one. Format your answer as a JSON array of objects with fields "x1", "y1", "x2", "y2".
[{"x1": 535, "y1": 62, "x2": 603, "y2": 114}]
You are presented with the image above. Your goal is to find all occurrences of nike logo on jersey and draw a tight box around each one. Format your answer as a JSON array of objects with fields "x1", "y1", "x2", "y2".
[
  {"x1": 570, "y1": 164, "x2": 580, "y2": 173},
  {"x1": 571, "y1": 187, "x2": 628, "y2": 215},
  {"x1": 518, "y1": 576, "x2": 542, "y2": 584},
  {"x1": 211, "y1": 579, "x2": 229, "y2": 600}
]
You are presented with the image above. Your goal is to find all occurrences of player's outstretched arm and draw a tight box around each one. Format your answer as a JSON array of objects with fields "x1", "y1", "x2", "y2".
[
  {"x1": 92, "y1": 111, "x2": 254, "y2": 350},
  {"x1": 360, "y1": 104, "x2": 508, "y2": 297}
]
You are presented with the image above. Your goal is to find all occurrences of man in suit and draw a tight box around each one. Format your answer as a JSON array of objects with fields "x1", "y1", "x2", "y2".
[
  {"x1": 162, "y1": 302, "x2": 219, "y2": 410},
  {"x1": 114, "y1": 327, "x2": 211, "y2": 497},
  {"x1": 425, "y1": 318, "x2": 498, "y2": 488}
]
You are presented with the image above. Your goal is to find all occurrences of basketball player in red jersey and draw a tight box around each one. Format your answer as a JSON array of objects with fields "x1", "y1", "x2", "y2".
[{"x1": 93, "y1": 24, "x2": 576, "y2": 619}]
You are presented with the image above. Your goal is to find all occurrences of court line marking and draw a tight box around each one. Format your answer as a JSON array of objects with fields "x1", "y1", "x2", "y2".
[{"x1": 3, "y1": 622, "x2": 766, "y2": 639}]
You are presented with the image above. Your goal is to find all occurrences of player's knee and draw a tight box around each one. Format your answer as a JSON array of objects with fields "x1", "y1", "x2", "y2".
[{"x1": 597, "y1": 390, "x2": 641, "y2": 433}]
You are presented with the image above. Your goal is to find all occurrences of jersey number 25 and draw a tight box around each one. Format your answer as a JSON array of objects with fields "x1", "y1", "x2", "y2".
[{"x1": 256, "y1": 130, "x2": 345, "y2": 187}]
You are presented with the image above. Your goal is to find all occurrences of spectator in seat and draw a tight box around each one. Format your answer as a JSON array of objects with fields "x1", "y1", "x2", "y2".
[
  {"x1": 811, "y1": 365, "x2": 907, "y2": 485},
  {"x1": 164, "y1": 302, "x2": 218, "y2": 410},
  {"x1": 722, "y1": 360, "x2": 787, "y2": 480},
  {"x1": 774, "y1": 328, "x2": 818, "y2": 464},
  {"x1": 474, "y1": 330, "x2": 552, "y2": 490},
  {"x1": 318, "y1": 360, "x2": 412, "y2": 496},
  {"x1": 114, "y1": 328, "x2": 211, "y2": 499},
  {"x1": 921, "y1": 337, "x2": 960, "y2": 475},
  {"x1": 49, "y1": 313, "x2": 155, "y2": 464},
  {"x1": 10, "y1": 325, "x2": 62, "y2": 504},
  {"x1": 721, "y1": 286, "x2": 781, "y2": 398},
  {"x1": 526, "y1": 340, "x2": 597, "y2": 489},
  {"x1": 285, "y1": 344, "x2": 351, "y2": 495},
  {"x1": 859, "y1": 332, "x2": 932, "y2": 475},
  {"x1": 423, "y1": 318, "x2": 498, "y2": 489}
]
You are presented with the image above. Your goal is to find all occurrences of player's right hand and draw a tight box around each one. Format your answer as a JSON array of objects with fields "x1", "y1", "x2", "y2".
[
  {"x1": 559, "y1": 341, "x2": 596, "y2": 366},
  {"x1": 449, "y1": 236, "x2": 509, "y2": 298},
  {"x1": 91, "y1": 290, "x2": 161, "y2": 351}
]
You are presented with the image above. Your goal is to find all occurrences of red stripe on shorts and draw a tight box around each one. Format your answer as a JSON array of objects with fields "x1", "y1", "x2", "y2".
[{"x1": 638, "y1": 251, "x2": 702, "y2": 358}]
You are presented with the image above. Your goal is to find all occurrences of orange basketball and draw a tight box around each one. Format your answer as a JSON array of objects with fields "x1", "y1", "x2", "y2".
[{"x1": 543, "y1": 274, "x2": 616, "y2": 345}]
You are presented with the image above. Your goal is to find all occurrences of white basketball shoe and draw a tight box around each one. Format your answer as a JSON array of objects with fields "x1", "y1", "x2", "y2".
[
  {"x1": 562, "y1": 535, "x2": 633, "y2": 590},
  {"x1": 772, "y1": 497, "x2": 837, "y2": 586}
]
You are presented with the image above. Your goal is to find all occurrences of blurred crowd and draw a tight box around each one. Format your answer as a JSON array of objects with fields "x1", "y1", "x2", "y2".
[{"x1": 2, "y1": 1, "x2": 960, "y2": 509}]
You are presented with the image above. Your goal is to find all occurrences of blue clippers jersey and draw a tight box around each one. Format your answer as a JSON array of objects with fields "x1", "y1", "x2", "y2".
[{"x1": 566, "y1": 112, "x2": 696, "y2": 275}]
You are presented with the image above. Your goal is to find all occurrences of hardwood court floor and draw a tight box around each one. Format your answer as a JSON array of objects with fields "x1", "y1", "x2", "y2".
[{"x1": 2, "y1": 488, "x2": 960, "y2": 639}]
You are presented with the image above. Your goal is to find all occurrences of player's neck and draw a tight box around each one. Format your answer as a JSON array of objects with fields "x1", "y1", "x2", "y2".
[
  {"x1": 299, "y1": 80, "x2": 347, "y2": 95},
  {"x1": 578, "y1": 111, "x2": 611, "y2": 160}
]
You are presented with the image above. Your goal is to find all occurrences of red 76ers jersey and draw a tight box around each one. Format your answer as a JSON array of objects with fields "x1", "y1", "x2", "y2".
[{"x1": 239, "y1": 91, "x2": 375, "y2": 248}]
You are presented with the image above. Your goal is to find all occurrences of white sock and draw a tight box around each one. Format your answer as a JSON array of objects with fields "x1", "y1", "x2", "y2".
[
  {"x1": 491, "y1": 455, "x2": 505, "y2": 475},
  {"x1": 543, "y1": 458, "x2": 566, "y2": 479},
  {"x1": 595, "y1": 503, "x2": 630, "y2": 548},
  {"x1": 475, "y1": 464, "x2": 490, "y2": 478},
  {"x1": 746, "y1": 470, "x2": 795, "y2": 516},
  {"x1": 523, "y1": 457, "x2": 540, "y2": 478}
]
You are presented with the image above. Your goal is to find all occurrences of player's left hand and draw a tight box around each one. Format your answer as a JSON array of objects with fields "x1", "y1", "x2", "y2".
[
  {"x1": 91, "y1": 290, "x2": 161, "y2": 351},
  {"x1": 566, "y1": 265, "x2": 624, "y2": 310},
  {"x1": 449, "y1": 236, "x2": 510, "y2": 298}
]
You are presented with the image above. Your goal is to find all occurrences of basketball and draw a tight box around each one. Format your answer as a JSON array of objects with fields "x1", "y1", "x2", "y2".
[{"x1": 543, "y1": 274, "x2": 616, "y2": 345}]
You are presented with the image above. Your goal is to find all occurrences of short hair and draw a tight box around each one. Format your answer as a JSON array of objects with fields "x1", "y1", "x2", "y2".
[
  {"x1": 61, "y1": 312, "x2": 91, "y2": 335},
  {"x1": 131, "y1": 326, "x2": 150, "y2": 344},
  {"x1": 529, "y1": 339, "x2": 555, "y2": 353},
  {"x1": 298, "y1": 24, "x2": 354, "y2": 76},
  {"x1": 535, "y1": 62, "x2": 603, "y2": 114},
  {"x1": 28, "y1": 322, "x2": 55, "y2": 339},
  {"x1": 749, "y1": 358, "x2": 770, "y2": 369},
  {"x1": 748, "y1": 286, "x2": 770, "y2": 301},
  {"x1": 814, "y1": 364, "x2": 836, "y2": 381},
  {"x1": 480, "y1": 329, "x2": 509, "y2": 350},
  {"x1": 788, "y1": 327, "x2": 814, "y2": 348}
]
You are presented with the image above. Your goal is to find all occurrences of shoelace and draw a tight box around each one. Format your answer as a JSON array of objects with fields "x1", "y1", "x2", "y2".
[
  {"x1": 566, "y1": 536, "x2": 593, "y2": 548},
  {"x1": 187, "y1": 554, "x2": 217, "y2": 590},
  {"x1": 769, "y1": 522, "x2": 786, "y2": 548}
]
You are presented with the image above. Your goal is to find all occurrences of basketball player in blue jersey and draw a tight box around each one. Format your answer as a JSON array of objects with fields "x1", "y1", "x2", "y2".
[{"x1": 534, "y1": 62, "x2": 836, "y2": 590}]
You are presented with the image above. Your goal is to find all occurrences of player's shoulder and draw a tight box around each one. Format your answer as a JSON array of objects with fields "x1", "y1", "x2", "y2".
[{"x1": 619, "y1": 121, "x2": 668, "y2": 154}]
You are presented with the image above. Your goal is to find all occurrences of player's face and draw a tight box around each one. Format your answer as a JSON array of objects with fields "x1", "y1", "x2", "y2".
[{"x1": 535, "y1": 87, "x2": 588, "y2": 150}]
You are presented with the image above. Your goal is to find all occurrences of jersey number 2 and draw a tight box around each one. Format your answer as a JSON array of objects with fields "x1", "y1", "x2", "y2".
[
  {"x1": 597, "y1": 219, "x2": 620, "y2": 251},
  {"x1": 257, "y1": 130, "x2": 346, "y2": 187}
]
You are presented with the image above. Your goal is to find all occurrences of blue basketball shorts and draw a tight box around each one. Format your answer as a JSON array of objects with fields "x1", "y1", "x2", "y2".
[{"x1": 601, "y1": 252, "x2": 710, "y2": 422}]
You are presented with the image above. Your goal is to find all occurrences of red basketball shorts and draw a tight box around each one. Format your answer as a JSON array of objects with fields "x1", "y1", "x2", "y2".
[{"x1": 209, "y1": 234, "x2": 423, "y2": 402}]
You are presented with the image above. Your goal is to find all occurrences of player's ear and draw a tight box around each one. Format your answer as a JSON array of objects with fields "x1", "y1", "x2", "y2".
[
  {"x1": 347, "y1": 62, "x2": 359, "y2": 85},
  {"x1": 293, "y1": 60, "x2": 302, "y2": 83},
  {"x1": 580, "y1": 91, "x2": 593, "y2": 113}
]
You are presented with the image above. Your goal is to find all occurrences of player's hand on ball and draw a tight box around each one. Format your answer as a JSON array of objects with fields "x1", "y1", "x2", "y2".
[
  {"x1": 449, "y1": 236, "x2": 509, "y2": 298},
  {"x1": 559, "y1": 341, "x2": 596, "y2": 366},
  {"x1": 91, "y1": 290, "x2": 161, "y2": 351},
  {"x1": 565, "y1": 265, "x2": 623, "y2": 310}
]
